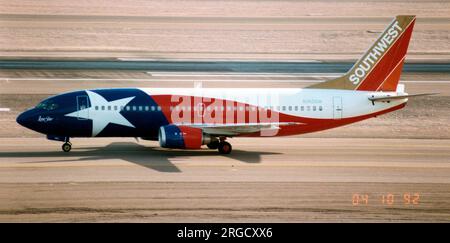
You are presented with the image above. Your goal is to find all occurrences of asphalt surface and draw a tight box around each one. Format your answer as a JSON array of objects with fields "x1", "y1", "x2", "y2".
[
  {"x1": 2, "y1": 14, "x2": 449, "y2": 24},
  {"x1": 1, "y1": 60, "x2": 449, "y2": 73},
  {"x1": 0, "y1": 137, "x2": 449, "y2": 222}
]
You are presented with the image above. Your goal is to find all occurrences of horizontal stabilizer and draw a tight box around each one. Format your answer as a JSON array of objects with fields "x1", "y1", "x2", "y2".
[{"x1": 368, "y1": 93, "x2": 438, "y2": 102}]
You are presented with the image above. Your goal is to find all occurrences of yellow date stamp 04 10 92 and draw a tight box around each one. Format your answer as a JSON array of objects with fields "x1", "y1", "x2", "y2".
[{"x1": 352, "y1": 193, "x2": 420, "y2": 206}]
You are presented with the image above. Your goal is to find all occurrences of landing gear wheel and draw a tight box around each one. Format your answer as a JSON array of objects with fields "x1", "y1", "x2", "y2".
[
  {"x1": 62, "y1": 142, "x2": 71, "y2": 152},
  {"x1": 218, "y1": 141, "x2": 232, "y2": 154},
  {"x1": 207, "y1": 141, "x2": 220, "y2": 149}
]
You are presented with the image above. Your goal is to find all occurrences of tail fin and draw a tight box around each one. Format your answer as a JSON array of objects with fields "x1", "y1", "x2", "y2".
[{"x1": 308, "y1": 15, "x2": 416, "y2": 91}]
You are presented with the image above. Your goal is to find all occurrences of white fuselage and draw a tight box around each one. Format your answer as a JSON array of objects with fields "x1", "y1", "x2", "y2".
[{"x1": 142, "y1": 88, "x2": 407, "y2": 121}]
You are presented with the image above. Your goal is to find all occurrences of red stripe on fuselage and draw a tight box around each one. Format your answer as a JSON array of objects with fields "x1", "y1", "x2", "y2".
[
  {"x1": 240, "y1": 103, "x2": 406, "y2": 137},
  {"x1": 151, "y1": 95, "x2": 282, "y2": 125},
  {"x1": 150, "y1": 94, "x2": 406, "y2": 137}
]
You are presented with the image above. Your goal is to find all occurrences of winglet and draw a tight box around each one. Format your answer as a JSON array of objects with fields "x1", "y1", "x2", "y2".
[{"x1": 308, "y1": 15, "x2": 416, "y2": 91}]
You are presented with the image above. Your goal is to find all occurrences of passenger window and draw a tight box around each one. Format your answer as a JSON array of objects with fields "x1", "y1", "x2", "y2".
[
  {"x1": 132, "y1": 106, "x2": 137, "y2": 111},
  {"x1": 138, "y1": 106, "x2": 143, "y2": 111},
  {"x1": 101, "y1": 106, "x2": 105, "y2": 110},
  {"x1": 114, "y1": 106, "x2": 118, "y2": 110},
  {"x1": 282, "y1": 106, "x2": 286, "y2": 111},
  {"x1": 300, "y1": 106, "x2": 304, "y2": 111},
  {"x1": 157, "y1": 106, "x2": 161, "y2": 111},
  {"x1": 294, "y1": 106, "x2": 298, "y2": 111},
  {"x1": 95, "y1": 106, "x2": 99, "y2": 110},
  {"x1": 126, "y1": 106, "x2": 130, "y2": 111},
  {"x1": 108, "y1": 106, "x2": 111, "y2": 110},
  {"x1": 288, "y1": 106, "x2": 292, "y2": 111},
  {"x1": 319, "y1": 106, "x2": 323, "y2": 111},
  {"x1": 313, "y1": 106, "x2": 316, "y2": 111}
]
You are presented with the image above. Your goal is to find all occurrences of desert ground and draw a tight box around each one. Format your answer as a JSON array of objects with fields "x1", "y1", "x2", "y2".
[
  {"x1": 0, "y1": 0, "x2": 449, "y2": 61},
  {"x1": 0, "y1": 0, "x2": 449, "y2": 222}
]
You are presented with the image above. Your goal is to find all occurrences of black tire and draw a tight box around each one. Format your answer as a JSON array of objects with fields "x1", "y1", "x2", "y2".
[
  {"x1": 218, "y1": 141, "x2": 232, "y2": 154},
  {"x1": 207, "y1": 141, "x2": 220, "y2": 149},
  {"x1": 62, "y1": 143, "x2": 71, "y2": 152}
]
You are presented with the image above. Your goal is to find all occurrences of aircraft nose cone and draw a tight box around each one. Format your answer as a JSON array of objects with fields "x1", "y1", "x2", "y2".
[{"x1": 16, "y1": 110, "x2": 33, "y2": 129}]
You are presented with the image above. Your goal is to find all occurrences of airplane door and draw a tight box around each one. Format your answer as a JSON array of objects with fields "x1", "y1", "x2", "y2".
[
  {"x1": 76, "y1": 95, "x2": 89, "y2": 120},
  {"x1": 333, "y1": 96, "x2": 342, "y2": 119}
]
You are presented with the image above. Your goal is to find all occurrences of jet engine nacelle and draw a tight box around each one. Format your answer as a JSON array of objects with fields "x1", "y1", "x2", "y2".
[{"x1": 158, "y1": 125, "x2": 212, "y2": 149}]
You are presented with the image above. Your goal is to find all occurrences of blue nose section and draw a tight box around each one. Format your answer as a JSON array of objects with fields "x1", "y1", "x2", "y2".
[{"x1": 16, "y1": 109, "x2": 33, "y2": 129}]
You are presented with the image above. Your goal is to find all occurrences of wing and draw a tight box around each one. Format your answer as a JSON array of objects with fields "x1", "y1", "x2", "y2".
[{"x1": 176, "y1": 122, "x2": 302, "y2": 136}]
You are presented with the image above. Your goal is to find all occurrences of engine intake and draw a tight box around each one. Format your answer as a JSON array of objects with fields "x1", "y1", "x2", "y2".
[{"x1": 158, "y1": 125, "x2": 212, "y2": 149}]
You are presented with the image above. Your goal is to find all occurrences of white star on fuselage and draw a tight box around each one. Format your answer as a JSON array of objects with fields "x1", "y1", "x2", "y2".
[{"x1": 65, "y1": 90, "x2": 135, "y2": 137}]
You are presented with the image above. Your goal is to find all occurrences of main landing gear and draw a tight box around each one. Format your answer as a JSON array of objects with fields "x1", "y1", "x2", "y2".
[
  {"x1": 207, "y1": 137, "x2": 232, "y2": 154},
  {"x1": 218, "y1": 141, "x2": 232, "y2": 154},
  {"x1": 62, "y1": 137, "x2": 71, "y2": 152}
]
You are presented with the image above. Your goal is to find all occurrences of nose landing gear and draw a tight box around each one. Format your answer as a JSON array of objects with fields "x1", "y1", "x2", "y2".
[
  {"x1": 62, "y1": 142, "x2": 72, "y2": 152},
  {"x1": 62, "y1": 137, "x2": 71, "y2": 152}
]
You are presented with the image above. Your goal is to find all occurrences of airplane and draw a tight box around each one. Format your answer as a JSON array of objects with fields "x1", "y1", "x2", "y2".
[{"x1": 16, "y1": 15, "x2": 434, "y2": 154}]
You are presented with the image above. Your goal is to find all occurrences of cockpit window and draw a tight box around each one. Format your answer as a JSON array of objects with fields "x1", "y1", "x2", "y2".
[{"x1": 36, "y1": 100, "x2": 59, "y2": 111}]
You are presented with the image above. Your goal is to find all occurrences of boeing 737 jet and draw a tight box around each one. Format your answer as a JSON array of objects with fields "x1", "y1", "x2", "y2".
[{"x1": 17, "y1": 15, "x2": 432, "y2": 154}]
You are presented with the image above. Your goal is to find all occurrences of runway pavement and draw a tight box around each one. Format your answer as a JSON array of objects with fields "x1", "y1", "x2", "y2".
[
  {"x1": 2, "y1": 73, "x2": 448, "y2": 222},
  {"x1": 0, "y1": 137, "x2": 449, "y2": 222},
  {"x1": 0, "y1": 63, "x2": 449, "y2": 223},
  {"x1": 1, "y1": 70, "x2": 449, "y2": 140},
  {"x1": 1, "y1": 70, "x2": 449, "y2": 95},
  {"x1": 1, "y1": 60, "x2": 449, "y2": 73}
]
